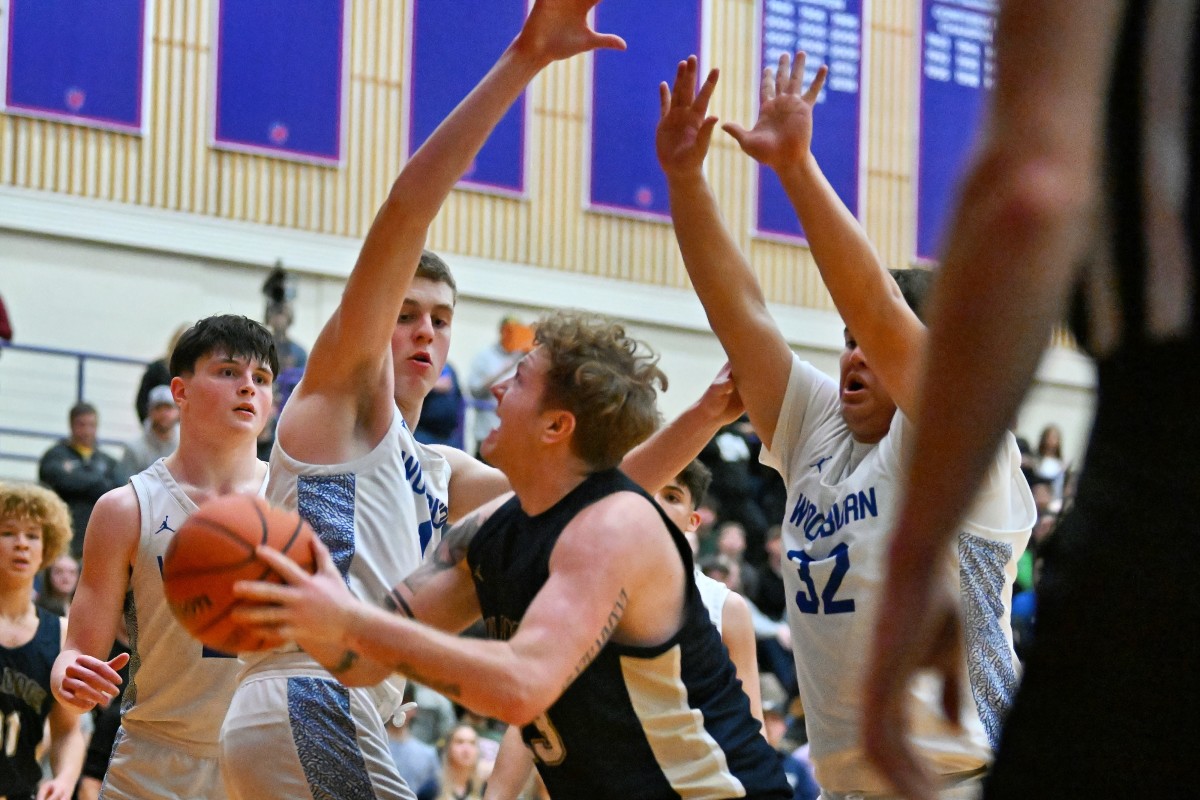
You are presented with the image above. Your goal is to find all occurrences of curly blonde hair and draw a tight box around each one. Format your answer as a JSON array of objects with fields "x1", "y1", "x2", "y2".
[
  {"x1": 534, "y1": 311, "x2": 667, "y2": 471},
  {"x1": 0, "y1": 483, "x2": 73, "y2": 566}
]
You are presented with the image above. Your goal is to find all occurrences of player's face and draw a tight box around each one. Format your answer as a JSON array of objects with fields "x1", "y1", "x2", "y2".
[
  {"x1": 481, "y1": 348, "x2": 550, "y2": 469},
  {"x1": 838, "y1": 329, "x2": 897, "y2": 444},
  {"x1": 391, "y1": 278, "x2": 454, "y2": 409},
  {"x1": 654, "y1": 481, "x2": 700, "y2": 534},
  {"x1": 179, "y1": 352, "x2": 274, "y2": 437},
  {"x1": 0, "y1": 517, "x2": 44, "y2": 581}
]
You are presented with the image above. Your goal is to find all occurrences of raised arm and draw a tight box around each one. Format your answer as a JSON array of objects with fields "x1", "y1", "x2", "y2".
[
  {"x1": 288, "y1": 0, "x2": 627, "y2": 452},
  {"x1": 725, "y1": 52, "x2": 925, "y2": 416},
  {"x1": 621, "y1": 363, "x2": 743, "y2": 493},
  {"x1": 861, "y1": 2, "x2": 1122, "y2": 797},
  {"x1": 657, "y1": 58, "x2": 793, "y2": 449},
  {"x1": 51, "y1": 488, "x2": 135, "y2": 713}
]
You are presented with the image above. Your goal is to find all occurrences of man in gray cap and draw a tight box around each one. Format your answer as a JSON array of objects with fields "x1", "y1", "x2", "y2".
[{"x1": 117, "y1": 384, "x2": 179, "y2": 481}]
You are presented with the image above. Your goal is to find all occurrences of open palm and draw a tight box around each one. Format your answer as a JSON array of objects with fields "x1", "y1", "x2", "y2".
[
  {"x1": 725, "y1": 52, "x2": 827, "y2": 170},
  {"x1": 656, "y1": 56, "x2": 720, "y2": 177},
  {"x1": 518, "y1": 0, "x2": 626, "y2": 64}
]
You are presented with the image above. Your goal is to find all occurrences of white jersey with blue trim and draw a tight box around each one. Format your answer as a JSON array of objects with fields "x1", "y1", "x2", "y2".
[
  {"x1": 123, "y1": 459, "x2": 267, "y2": 755},
  {"x1": 761, "y1": 354, "x2": 1034, "y2": 793},
  {"x1": 249, "y1": 407, "x2": 451, "y2": 716},
  {"x1": 695, "y1": 569, "x2": 730, "y2": 633}
]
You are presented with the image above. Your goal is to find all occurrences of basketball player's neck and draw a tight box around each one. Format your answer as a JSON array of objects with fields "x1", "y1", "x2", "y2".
[
  {"x1": 0, "y1": 587, "x2": 35, "y2": 626},
  {"x1": 166, "y1": 429, "x2": 263, "y2": 499},
  {"x1": 505, "y1": 452, "x2": 590, "y2": 517}
]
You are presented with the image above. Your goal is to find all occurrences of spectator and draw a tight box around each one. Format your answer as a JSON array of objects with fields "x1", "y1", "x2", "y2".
[
  {"x1": 117, "y1": 385, "x2": 179, "y2": 482},
  {"x1": 134, "y1": 324, "x2": 188, "y2": 423},
  {"x1": 0, "y1": 291, "x2": 12, "y2": 349},
  {"x1": 715, "y1": 520, "x2": 761, "y2": 601},
  {"x1": 262, "y1": 263, "x2": 308, "y2": 371},
  {"x1": 35, "y1": 553, "x2": 79, "y2": 618},
  {"x1": 409, "y1": 683, "x2": 458, "y2": 749},
  {"x1": 437, "y1": 724, "x2": 485, "y2": 800},
  {"x1": 38, "y1": 401, "x2": 120, "y2": 556},
  {"x1": 414, "y1": 363, "x2": 466, "y2": 449},
  {"x1": 1036, "y1": 423, "x2": 1067, "y2": 498},
  {"x1": 466, "y1": 315, "x2": 532, "y2": 457}
]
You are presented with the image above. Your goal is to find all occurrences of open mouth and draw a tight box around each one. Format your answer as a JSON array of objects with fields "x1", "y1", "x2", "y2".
[
  {"x1": 234, "y1": 404, "x2": 256, "y2": 416},
  {"x1": 409, "y1": 352, "x2": 432, "y2": 366}
]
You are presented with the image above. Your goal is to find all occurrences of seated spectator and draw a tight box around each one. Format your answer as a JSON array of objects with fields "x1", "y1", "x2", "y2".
[
  {"x1": 35, "y1": 553, "x2": 79, "y2": 618},
  {"x1": 1036, "y1": 423, "x2": 1067, "y2": 498},
  {"x1": 117, "y1": 385, "x2": 179, "y2": 481},
  {"x1": 38, "y1": 401, "x2": 120, "y2": 556}
]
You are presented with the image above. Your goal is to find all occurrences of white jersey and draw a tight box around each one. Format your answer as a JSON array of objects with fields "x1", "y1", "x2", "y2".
[
  {"x1": 761, "y1": 355, "x2": 1034, "y2": 793},
  {"x1": 247, "y1": 408, "x2": 451, "y2": 716},
  {"x1": 696, "y1": 569, "x2": 731, "y2": 633},
  {"x1": 122, "y1": 459, "x2": 267, "y2": 755}
]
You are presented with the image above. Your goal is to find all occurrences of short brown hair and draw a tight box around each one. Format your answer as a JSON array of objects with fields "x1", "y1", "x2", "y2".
[
  {"x1": 416, "y1": 250, "x2": 457, "y2": 302},
  {"x1": 534, "y1": 311, "x2": 666, "y2": 471},
  {"x1": 0, "y1": 483, "x2": 73, "y2": 567}
]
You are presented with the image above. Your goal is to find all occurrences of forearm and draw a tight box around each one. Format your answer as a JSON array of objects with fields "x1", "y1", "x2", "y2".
[
  {"x1": 621, "y1": 399, "x2": 724, "y2": 494},
  {"x1": 47, "y1": 715, "x2": 86, "y2": 789},
  {"x1": 339, "y1": 604, "x2": 543, "y2": 724},
  {"x1": 774, "y1": 155, "x2": 924, "y2": 410},
  {"x1": 666, "y1": 173, "x2": 769, "y2": 340},
  {"x1": 484, "y1": 725, "x2": 536, "y2": 800}
]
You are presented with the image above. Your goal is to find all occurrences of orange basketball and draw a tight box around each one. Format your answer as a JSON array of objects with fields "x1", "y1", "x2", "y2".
[{"x1": 163, "y1": 494, "x2": 316, "y2": 655}]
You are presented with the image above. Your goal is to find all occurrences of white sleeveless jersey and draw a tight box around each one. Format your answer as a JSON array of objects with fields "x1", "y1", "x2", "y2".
[
  {"x1": 248, "y1": 408, "x2": 451, "y2": 716},
  {"x1": 695, "y1": 569, "x2": 730, "y2": 633},
  {"x1": 761, "y1": 355, "x2": 1034, "y2": 793},
  {"x1": 122, "y1": 459, "x2": 268, "y2": 755}
]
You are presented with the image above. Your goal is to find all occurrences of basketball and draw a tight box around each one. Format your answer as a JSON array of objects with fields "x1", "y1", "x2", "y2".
[{"x1": 163, "y1": 494, "x2": 316, "y2": 655}]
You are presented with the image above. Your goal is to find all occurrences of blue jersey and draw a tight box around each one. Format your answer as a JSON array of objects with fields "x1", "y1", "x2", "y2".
[
  {"x1": 0, "y1": 608, "x2": 60, "y2": 797},
  {"x1": 467, "y1": 469, "x2": 790, "y2": 800}
]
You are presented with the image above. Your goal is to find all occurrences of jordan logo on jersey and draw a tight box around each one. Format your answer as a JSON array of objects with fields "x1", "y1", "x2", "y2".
[
  {"x1": 809, "y1": 455, "x2": 833, "y2": 473},
  {"x1": 154, "y1": 516, "x2": 176, "y2": 535}
]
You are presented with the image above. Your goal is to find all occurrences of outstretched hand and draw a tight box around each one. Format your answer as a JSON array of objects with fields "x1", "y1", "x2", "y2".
[
  {"x1": 724, "y1": 51, "x2": 827, "y2": 171},
  {"x1": 515, "y1": 0, "x2": 626, "y2": 65},
  {"x1": 656, "y1": 56, "x2": 720, "y2": 178},
  {"x1": 55, "y1": 651, "x2": 131, "y2": 712},
  {"x1": 862, "y1": 562, "x2": 965, "y2": 800},
  {"x1": 232, "y1": 537, "x2": 359, "y2": 649}
]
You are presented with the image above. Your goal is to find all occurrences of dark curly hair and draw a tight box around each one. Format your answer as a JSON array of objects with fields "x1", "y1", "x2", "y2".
[{"x1": 534, "y1": 311, "x2": 667, "y2": 471}]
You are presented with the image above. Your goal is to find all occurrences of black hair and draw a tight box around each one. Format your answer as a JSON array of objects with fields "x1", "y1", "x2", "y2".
[
  {"x1": 169, "y1": 315, "x2": 279, "y2": 378},
  {"x1": 675, "y1": 459, "x2": 713, "y2": 511},
  {"x1": 888, "y1": 268, "x2": 935, "y2": 323}
]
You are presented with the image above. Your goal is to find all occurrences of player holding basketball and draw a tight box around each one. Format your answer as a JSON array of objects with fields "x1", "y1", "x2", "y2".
[
  {"x1": 1, "y1": 483, "x2": 85, "y2": 800},
  {"x1": 862, "y1": 2, "x2": 1198, "y2": 797},
  {"x1": 49, "y1": 315, "x2": 277, "y2": 800},
  {"x1": 218, "y1": 3, "x2": 629, "y2": 800},
  {"x1": 235, "y1": 310, "x2": 793, "y2": 800},
  {"x1": 654, "y1": 55, "x2": 1034, "y2": 796}
]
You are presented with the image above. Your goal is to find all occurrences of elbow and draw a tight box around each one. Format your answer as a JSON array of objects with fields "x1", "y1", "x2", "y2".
[
  {"x1": 962, "y1": 152, "x2": 1093, "y2": 244},
  {"x1": 490, "y1": 677, "x2": 554, "y2": 728}
]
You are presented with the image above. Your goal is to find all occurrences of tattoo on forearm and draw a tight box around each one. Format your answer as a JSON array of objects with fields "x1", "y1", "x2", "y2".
[
  {"x1": 384, "y1": 588, "x2": 415, "y2": 618},
  {"x1": 562, "y1": 589, "x2": 628, "y2": 692},
  {"x1": 390, "y1": 660, "x2": 462, "y2": 700},
  {"x1": 329, "y1": 650, "x2": 360, "y2": 675},
  {"x1": 401, "y1": 512, "x2": 485, "y2": 598}
]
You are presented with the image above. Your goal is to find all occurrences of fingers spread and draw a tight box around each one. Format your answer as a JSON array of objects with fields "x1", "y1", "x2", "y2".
[
  {"x1": 255, "y1": 545, "x2": 307, "y2": 583},
  {"x1": 804, "y1": 64, "x2": 829, "y2": 102},
  {"x1": 760, "y1": 67, "x2": 775, "y2": 103},
  {"x1": 775, "y1": 53, "x2": 791, "y2": 97},
  {"x1": 694, "y1": 67, "x2": 720, "y2": 112}
]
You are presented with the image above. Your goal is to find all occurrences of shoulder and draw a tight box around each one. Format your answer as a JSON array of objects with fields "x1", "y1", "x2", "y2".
[
  {"x1": 86, "y1": 485, "x2": 142, "y2": 548},
  {"x1": 557, "y1": 490, "x2": 667, "y2": 559}
]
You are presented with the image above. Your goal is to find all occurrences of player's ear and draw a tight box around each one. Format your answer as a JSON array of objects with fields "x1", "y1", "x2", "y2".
[
  {"x1": 687, "y1": 510, "x2": 702, "y2": 534},
  {"x1": 171, "y1": 376, "x2": 187, "y2": 405},
  {"x1": 542, "y1": 409, "x2": 575, "y2": 446}
]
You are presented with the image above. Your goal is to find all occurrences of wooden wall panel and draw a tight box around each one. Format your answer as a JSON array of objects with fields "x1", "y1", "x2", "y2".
[{"x1": 2, "y1": 0, "x2": 936, "y2": 316}]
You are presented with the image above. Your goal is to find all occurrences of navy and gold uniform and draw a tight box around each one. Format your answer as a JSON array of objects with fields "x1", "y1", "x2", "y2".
[
  {"x1": 0, "y1": 609, "x2": 61, "y2": 800},
  {"x1": 468, "y1": 469, "x2": 790, "y2": 800},
  {"x1": 987, "y1": 2, "x2": 1200, "y2": 797}
]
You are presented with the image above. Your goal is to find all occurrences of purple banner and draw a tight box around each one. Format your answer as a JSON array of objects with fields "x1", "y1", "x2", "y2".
[
  {"x1": 213, "y1": 0, "x2": 346, "y2": 164},
  {"x1": 5, "y1": 0, "x2": 148, "y2": 132},
  {"x1": 915, "y1": 0, "x2": 997, "y2": 261}
]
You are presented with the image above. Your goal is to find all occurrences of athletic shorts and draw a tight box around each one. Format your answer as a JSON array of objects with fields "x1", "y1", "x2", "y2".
[
  {"x1": 220, "y1": 657, "x2": 415, "y2": 800},
  {"x1": 100, "y1": 726, "x2": 226, "y2": 800}
]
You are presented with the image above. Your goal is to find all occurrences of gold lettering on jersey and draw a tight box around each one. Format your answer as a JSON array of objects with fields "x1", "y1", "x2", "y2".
[{"x1": 484, "y1": 615, "x2": 521, "y2": 641}]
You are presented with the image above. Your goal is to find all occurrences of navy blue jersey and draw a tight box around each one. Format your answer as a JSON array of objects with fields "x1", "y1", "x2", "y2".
[
  {"x1": 0, "y1": 608, "x2": 61, "y2": 796},
  {"x1": 467, "y1": 469, "x2": 790, "y2": 800}
]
